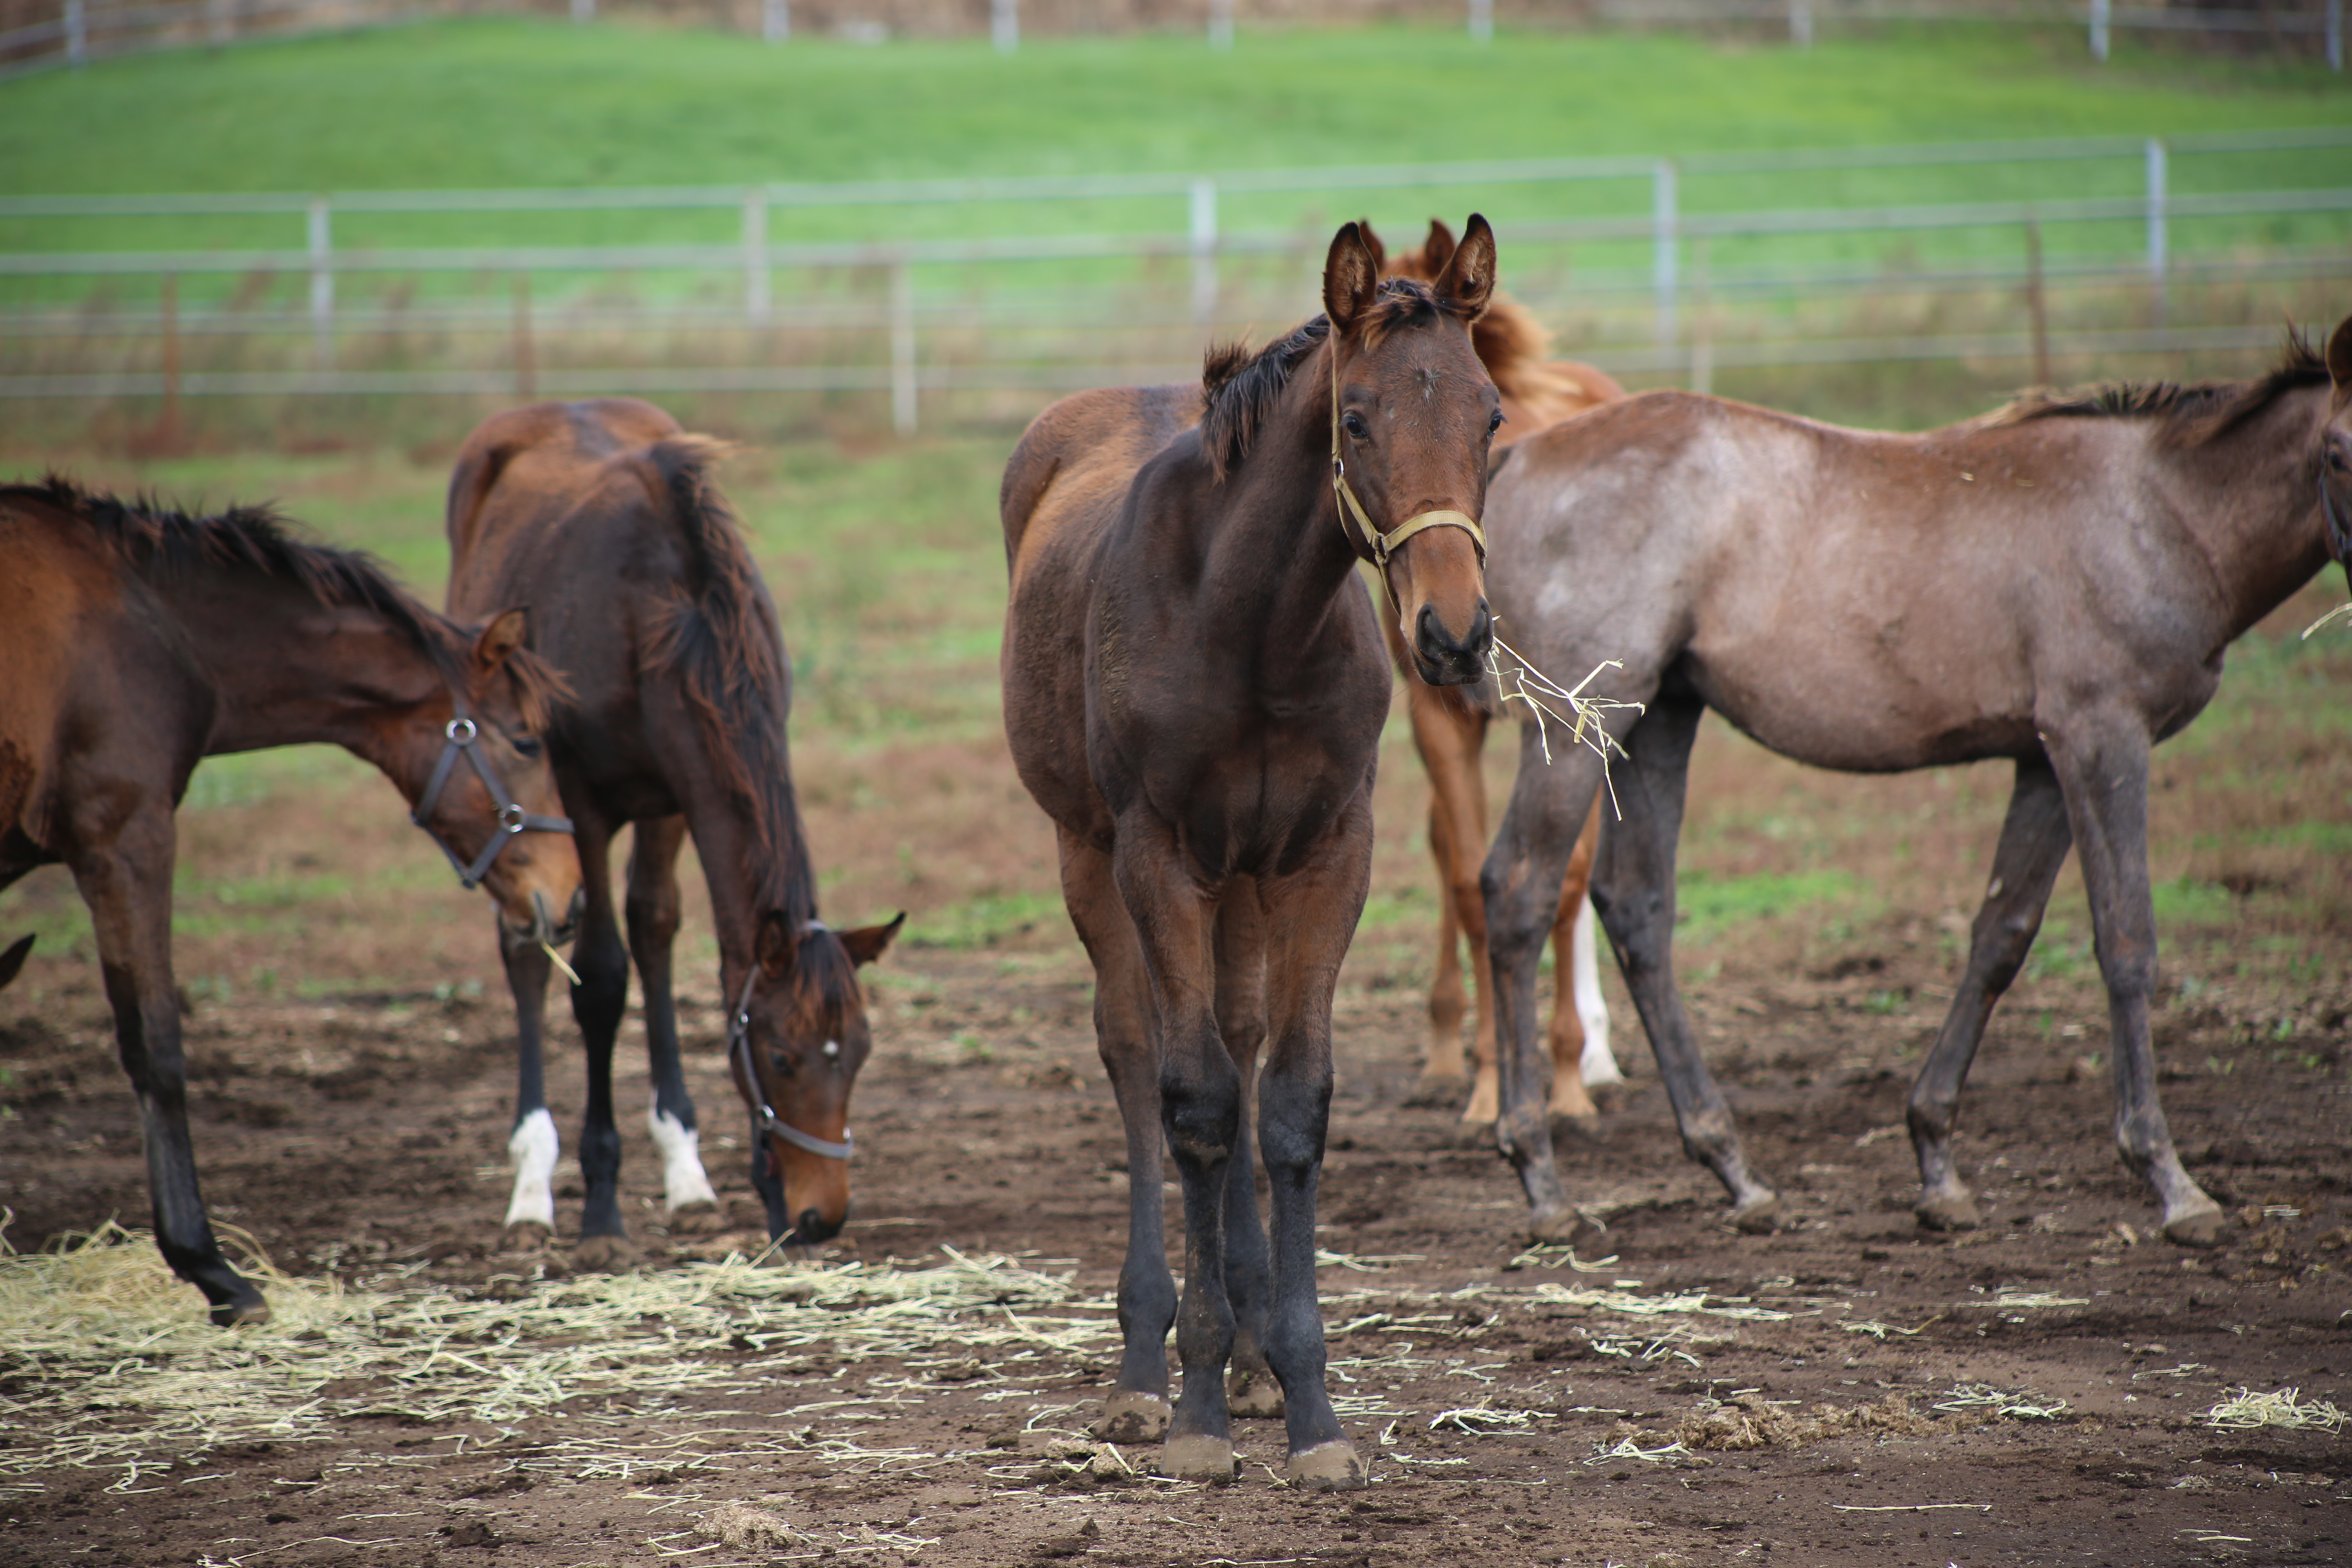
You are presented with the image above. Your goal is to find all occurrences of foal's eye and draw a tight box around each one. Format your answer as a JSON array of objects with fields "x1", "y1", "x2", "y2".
[
  {"x1": 1488, "y1": 409, "x2": 1506, "y2": 435},
  {"x1": 1342, "y1": 412, "x2": 1370, "y2": 441},
  {"x1": 512, "y1": 736, "x2": 544, "y2": 759},
  {"x1": 2329, "y1": 447, "x2": 2350, "y2": 472}
]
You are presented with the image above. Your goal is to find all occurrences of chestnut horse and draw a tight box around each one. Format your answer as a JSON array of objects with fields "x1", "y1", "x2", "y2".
[
  {"x1": 1368, "y1": 220, "x2": 1626, "y2": 1132},
  {"x1": 0, "y1": 479, "x2": 578, "y2": 1323},
  {"x1": 1478, "y1": 323, "x2": 2352, "y2": 1249},
  {"x1": 1002, "y1": 220, "x2": 1501, "y2": 1488},
  {"x1": 446, "y1": 401, "x2": 900, "y2": 1265}
]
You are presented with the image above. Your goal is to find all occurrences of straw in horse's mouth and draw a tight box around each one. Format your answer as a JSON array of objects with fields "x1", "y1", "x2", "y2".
[{"x1": 1483, "y1": 632, "x2": 1646, "y2": 816}]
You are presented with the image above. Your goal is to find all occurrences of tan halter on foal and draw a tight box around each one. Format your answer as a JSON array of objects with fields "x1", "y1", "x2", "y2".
[{"x1": 1329, "y1": 341, "x2": 1488, "y2": 569}]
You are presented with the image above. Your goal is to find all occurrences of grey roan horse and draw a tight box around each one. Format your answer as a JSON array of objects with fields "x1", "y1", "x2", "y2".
[{"x1": 1477, "y1": 321, "x2": 2352, "y2": 1250}]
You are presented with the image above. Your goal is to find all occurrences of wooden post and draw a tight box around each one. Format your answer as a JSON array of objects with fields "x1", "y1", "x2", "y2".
[
  {"x1": 307, "y1": 196, "x2": 333, "y2": 372},
  {"x1": 1208, "y1": 0, "x2": 1232, "y2": 49},
  {"x1": 743, "y1": 192, "x2": 770, "y2": 329},
  {"x1": 889, "y1": 260, "x2": 916, "y2": 437},
  {"x1": 514, "y1": 273, "x2": 536, "y2": 401},
  {"x1": 2025, "y1": 220, "x2": 2050, "y2": 388},
  {"x1": 2089, "y1": 0, "x2": 2109, "y2": 62},
  {"x1": 160, "y1": 274, "x2": 181, "y2": 445},
  {"x1": 1468, "y1": 0, "x2": 1492, "y2": 44},
  {"x1": 2330, "y1": 0, "x2": 2343, "y2": 72},
  {"x1": 991, "y1": 0, "x2": 1017, "y2": 53},
  {"x1": 1788, "y1": 0, "x2": 1811, "y2": 48},
  {"x1": 2145, "y1": 138, "x2": 2167, "y2": 327},
  {"x1": 1690, "y1": 238, "x2": 1713, "y2": 396},
  {"x1": 66, "y1": 0, "x2": 87, "y2": 65},
  {"x1": 1190, "y1": 178, "x2": 1218, "y2": 332},
  {"x1": 764, "y1": 0, "x2": 787, "y2": 41}
]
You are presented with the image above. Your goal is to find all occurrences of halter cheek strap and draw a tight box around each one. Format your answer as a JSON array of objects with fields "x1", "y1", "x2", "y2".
[
  {"x1": 410, "y1": 696, "x2": 574, "y2": 891},
  {"x1": 1330, "y1": 343, "x2": 1488, "y2": 570},
  {"x1": 726, "y1": 922, "x2": 856, "y2": 1163}
]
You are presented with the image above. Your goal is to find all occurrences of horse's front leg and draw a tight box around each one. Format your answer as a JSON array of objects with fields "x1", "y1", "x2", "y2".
[
  {"x1": 1113, "y1": 824, "x2": 1241, "y2": 1483},
  {"x1": 494, "y1": 913, "x2": 558, "y2": 1247},
  {"x1": 2043, "y1": 716, "x2": 2224, "y2": 1246},
  {"x1": 565, "y1": 804, "x2": 636, "y2": 1270},
  {"x1": 1253, "y1": 815, "x2": 1374, "y2": 1489},
  {"x1": 626, "y1": 815, "x2": 722, "y2": 1234},
  {"x1": 1212, "y1": 882, "x2": 1283, "y2": 1422},
  {"x1": 70, "y1": 804, "x2": 265, "y2": 1324}
]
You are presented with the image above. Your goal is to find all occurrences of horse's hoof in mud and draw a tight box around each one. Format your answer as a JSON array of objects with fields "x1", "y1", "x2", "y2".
[
  {"x1": 1157, "y1": 1434, "x2": 1239, "y2": 1483},
  {"x1": 1286, "y1": 1439, "x2": 1366, "y2": 1490},
  {"x1": 1527, "y1": 1204, "x2": 1607, "y2": 1248},
  {"x1": 1227, "y1": 1369, "x2": 1285, "y2": 1420},
  {"x1": 1098, "y1": 1392, "x2": 1172, "y2": 1444},
  {"x1": 1549, "y1": 1109, "x2": 1602, "y2": 1145},
  {"x1": 500, "y1": 1220, "x2": 555, "y2": 1253},
  {"x1": 570, "y1": 1233, "x2": 638, "y2": 1273},
  {"x1": 209, "y1": 1294, "x2": 271, "y2": 1329},
  {"x1": 664, "y1": 1200, "x2": 726, "y2": 1237},
  {"x1": 1728, "y1": 1194, "x2": 1782, "y2": 1235},
  {"x1": 1452, "y1": 1116, "x2": 1498, "y2": 1150},
  {"x1": 1403, "y1": 1071, "x2": 1468, "y2": 1109},
  {"x1": 2163, "y1": 1204, "x2": 2227, "y2": 1249},
  {"x1": 1913, "y1": 1192, "x2": 1982, "y2": 1233}
]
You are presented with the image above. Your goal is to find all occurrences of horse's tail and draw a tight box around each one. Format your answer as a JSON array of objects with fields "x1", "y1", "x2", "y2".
[{"x1": 0, "y1": 934, "x2": 32, "y2": 993}]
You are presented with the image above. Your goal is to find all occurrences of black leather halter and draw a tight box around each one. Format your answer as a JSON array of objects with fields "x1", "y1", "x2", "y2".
[
  {"x1": 408, "y1": 697, "x2": 574, "y2": 890},
  {"x1": 727, "y1": 920, "x2": 856, "y2": 1162}
]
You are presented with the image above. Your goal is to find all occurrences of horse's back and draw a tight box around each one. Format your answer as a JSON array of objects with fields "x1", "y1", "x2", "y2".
[
  {"x1": 1001, "y1": 383, "x2": 1202, "y2": 577},
  {"x1": 446, "y1": 399, "x2": 689, "y2": 599}
]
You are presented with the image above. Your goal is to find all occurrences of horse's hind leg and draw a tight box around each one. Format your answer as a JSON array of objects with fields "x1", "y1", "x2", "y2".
[
  {"x1": 1406, "y1": 684, "x2": 1484, "y2": 1108},
  {"x1": 73, "y1": 808, "x2": 267, "y2": 1325},
  {"x1": 1590, "y1": 697, "x2": 1778, "y2": 1232},
  {"x1": 566, "y1": 806, "x2": 637, "y2": 1270},
  {"x1": 1907, "y1": 755, "x2": 2073, "y2": 1234},
  {"x1": 1057, "y1": 829, "x2": 1176, "y2": 1446},
  {"x1": 1212, "y1": 883, "x2": 1283, "y2": 1421},
  {"x1": 1573, "y1": 892, "x2": 1625, "y2": 1094},
  {"x1": 1405, "y1": 792, "x2": 1469, "y2": 1107},
  {"x1": 1545, "y1": 800, "x2": 1604, "y2": 1130},
  {"x1": 2043, "y1": 721, "x2": 2223, "y2": 1246},
  {"x1": 626, "y1": 815, "x2": 722, "y2": 1235}
]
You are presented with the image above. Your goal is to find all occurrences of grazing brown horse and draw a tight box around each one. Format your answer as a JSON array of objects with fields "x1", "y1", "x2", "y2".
[
  {"x1": 1001, "y1": 219, "x2": 1501, "y2": 1487},
  {"x1": 1477, "y1": 322, "x2": 2352, "y2": 1250},
  {"x1": 1367, "y1": 220, "x2": 1626, "y2": 1132},
  {"x1": 0, "y1": 479, "x2": 578, "y2": 1323},
  {"x1": 446, "y1": 400, "x2": 900, "y2": 1265}
]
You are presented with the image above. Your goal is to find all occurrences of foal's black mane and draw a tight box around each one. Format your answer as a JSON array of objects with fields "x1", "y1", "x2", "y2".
[
  {"x1": 11, "y1": 474, "x2": 562, "y2": 728},
  {"x1": 631, "y1": 439, "x2": 848, "y2": 1001},
  {"x1": 1198, "y1": 277, "x2": 1457, "y2": 481},
  {"x1": 1991, "y1": 330, "x2": 2329, "y2": 447}
]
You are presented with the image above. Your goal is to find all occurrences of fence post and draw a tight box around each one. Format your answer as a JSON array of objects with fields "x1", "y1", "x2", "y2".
[
  {"x1": 572, "y1": 0, "x2": 593, "y2": 22},
  {"x1": 764, "y1": 0, "x2": 787, "y2": 42},
  {"x1": 1788, "y1": 0, "x2": 1811, "y2": 48},
  {"x1": 2330, "y1": 0, "x2": 2343, "y2": 71},
  {"x1": 307, "y1": 196, "x2": 334, "y2": 372},
  {"x1": 514, "y1": 273, "x2": 536, "y2": 400},
  {"x1": 66, "y1": 0, "x2": 86, "y2": 65},
  {"x1": 744, "y1": 192, "x2": 770, "y2": 328},
  {"x1": 1690, "y1": 237, "x2": 1713, "y2": 395},
  {"x1": 991, "y1": 0, "x2": 1017, "y2": 53},
  {"x1": 1653, "y1": 159, "x2": 1678, "y2": 350},
  {"x1": 1190, "y1": 178, "x2": 1219, "y2": 332},
  {"x1": 2024, "y1": 220, "x2": 2050, "y2": 387},
  {"x1": 1208, "y1": 0, "x2": 1232, "y2": 50},
  {"x1": 890, "y1": 260, "x2": 917, "y2": 437},
  {"x1": 2144, "y1": 137, "x2": 2167, "y2": 324},
  {"x1": 160, "y1": 273, "x2": 181, "y2": 443},
  {"x1": 207, "y1": 0, "x2": 229, "y2": 49},
  {"x1": 1468, "y1": 0, "x2": 1492, "y2": 44},
  {"x1": 2089, "y1": 0, "x2": 2109, "y2": 62}
]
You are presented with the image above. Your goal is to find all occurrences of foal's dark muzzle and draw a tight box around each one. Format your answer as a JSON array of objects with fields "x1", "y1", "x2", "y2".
[{"x1": 1413, "y1": 599, "x2": 1494, "y2": 688}]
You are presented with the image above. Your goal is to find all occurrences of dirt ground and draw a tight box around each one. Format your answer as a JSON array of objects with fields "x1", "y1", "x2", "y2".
[{"x1": 2, "y1": 502, "x2": 2349, "y2": 1567}]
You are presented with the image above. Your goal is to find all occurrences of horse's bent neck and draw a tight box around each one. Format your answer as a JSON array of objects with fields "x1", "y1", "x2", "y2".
[{"x1": 2144, "y1": 385, "x2": 2336, "y2": 642}]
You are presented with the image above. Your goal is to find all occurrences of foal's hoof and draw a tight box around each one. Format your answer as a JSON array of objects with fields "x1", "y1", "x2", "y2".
[
  {"x1": 1728, "y1": 1193, "x2": 1782, "y2": 1235},
  {"x1": 1452, "y1": 1117, "x2": 1499, "y2": 1151},
  {"x1": 1286, "y1": 1439, "x2": 1367, "y2": 1490},
  {"x1": 1527, "y1": 1204, "x2": 1607, "y2": 1248},
  {"x1": 664, "y1": 1200, "x2": 726, "y2": 1237},
  {"x1": 1227, "y1": 1369, "x2": 1285, "y2": 1420},
  {"x1": 1157, "y1": 1434, "x2": 1239, "y2": 1484},
  {"x1": 500, "y1": 1220, "x2": 554, "y2": 1254},
  {"x1": 1549, "y1": 1109, "x2": 1602, "y2": 1145},
  {"x1": 570, "y1": 1233, "x2": 637, "y2": 1273},
  {"x1": 1403, "y1": 1070, "x2": 1468, "y2": 1109},
  {"x1": 209, "y1": 1294, "x2": 272, "y2": 1329},
  {"x1": 1098, "y1": 1392, "x2": 1172, "y2": 1445},
  {"x1": 2163, "y1": 1204, "x2": 2227, "y2": 1249},
  {"x1": 1914, "y1": 1192, "x2": 1982, "y2": 1233}
]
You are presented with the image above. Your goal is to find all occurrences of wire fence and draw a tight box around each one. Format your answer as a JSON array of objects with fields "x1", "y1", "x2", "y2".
[{"x1": 4, "y1": 128, "x2": 2347, "y2": 431}]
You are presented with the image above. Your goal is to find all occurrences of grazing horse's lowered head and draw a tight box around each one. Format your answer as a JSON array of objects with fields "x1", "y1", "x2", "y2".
[{"x1": 1208, "y1": 216, "x2": 1501, "y2": 686}]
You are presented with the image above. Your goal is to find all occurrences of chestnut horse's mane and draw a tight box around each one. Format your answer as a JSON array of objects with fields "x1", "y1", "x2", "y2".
[
  {"x1": 10, "y1": 474, "x2": 564, "y2": 729},
  {"x1": 632, "y1": 438, "x2": 844, "y2": 996},
  {"x1": 1198, "y1": 277, "x2": 1463, "y2": 483},
  {"x1": 1986, "y1": 330, "x2": 2329, "y2": 448}
]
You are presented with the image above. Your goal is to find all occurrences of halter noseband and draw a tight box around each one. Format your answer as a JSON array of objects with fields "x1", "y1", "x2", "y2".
[
  {"x1": 409, "y1": 695, "x2": 575, "y2": 891},
  {"x1": 727, "y1": 920, "x2": 856, "y2": 1163},
  {"x1": 1330, "y1": 341, "x2": 1488, "y2": 570}
]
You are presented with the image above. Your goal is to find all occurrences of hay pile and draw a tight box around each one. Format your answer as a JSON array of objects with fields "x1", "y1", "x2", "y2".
[
  {"x1": 1674, "y1": 1391, "x2": 1929, "y2": 1452},
  {"x1": 0, "y1": 1224, "x2": 1113, "y2": 1494}
]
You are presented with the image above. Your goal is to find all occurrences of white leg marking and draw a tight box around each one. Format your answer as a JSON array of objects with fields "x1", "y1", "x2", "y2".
[
  {"x1": 647, "y1": 1106, "x2": 720, "y2": 1217},
  {"x1": 1573, "y1": 895, "x2": 1624, "y2": 1087},
  {"x1": 504, "y1": 1107, "x2": 559, "y2": 1231}
]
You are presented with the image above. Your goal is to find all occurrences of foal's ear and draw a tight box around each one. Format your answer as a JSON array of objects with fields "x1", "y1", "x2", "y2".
[
  {"x1": 471, "y1": 608, "x2": 531, "y2": 678},
  {"x1": 756, "y1": 909, "x2": 797, "y2": 982},
  {"x1": 1419, "y1": 218, "x2": 1459, "y2": 279},
  {"x1": 1323, "y1": 222, "x2": 1381, "y2": 336},
  {"x1": 1355, "y1": 219, "x2": 1388, "y2": 275},
  {"x1": 2328, "y1": 316, "x2": 2352, "y2": 395},
  {"x1": 840, "y1": 912, "x2": 906, "y2": 968},
  {"x1": 1433, "y1": 214, "x2": 1497, "y2": 322}
]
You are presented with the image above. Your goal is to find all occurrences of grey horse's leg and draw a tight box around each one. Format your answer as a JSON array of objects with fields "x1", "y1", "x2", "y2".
[
  {"x1": 2042, "y1": 717, "x2": 2224, "y2": 1246},
  {"x1": 1588, "y1": 697, "x2": 1777, "y2": 1229},
  {"x1": 1909, "y1": 755, "x2": 2074, "y2": 1231}
]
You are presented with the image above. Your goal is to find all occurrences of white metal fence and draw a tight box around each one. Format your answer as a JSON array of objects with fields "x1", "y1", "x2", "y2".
[{"x1": 4, "y1": 128, "x2": 2348, "y2": 430}]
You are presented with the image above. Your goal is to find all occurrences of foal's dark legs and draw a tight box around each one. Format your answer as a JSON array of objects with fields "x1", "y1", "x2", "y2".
[
  {"x1": 1057, "y1": 829, "x2": 1177, "y2": 1445},
  {"x1": 73, "y1": 806, "x2": 265, "y2": 1324},
  {"x1": 1587, "y1": 699, "x2": 1777, "y2": 1228},
  {"x1": 1908, "y1": 756, "x2": 2074, "y2": 1231},
  {"x1": 624, "y1": 815, "x2": 721, "y2": 1232},
  {"x1": 1213, "y1": 886, "x2": 1283, "y2": 1421},
  {"x1": 2044, "y1": 719, "x2": 2224, "y2": 1245},
  {"x1": 494, "y1": 913, "x2": 558, "y2": 1244},
  {"x1": 566, "y1": 808, "x2": 637, "y2": 1269}
]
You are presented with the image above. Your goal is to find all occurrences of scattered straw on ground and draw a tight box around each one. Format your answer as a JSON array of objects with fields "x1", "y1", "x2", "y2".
[
  {"x1": 1675, "y1": 1392, "x2": 1930, "y2": 1452},
  {"x1": 2203, "y1": 1387, "x2": 2348, "y2": 1434},
  {"x1": 1530, "y1": 1283, "x2": 1794, "y2": 1323}
]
